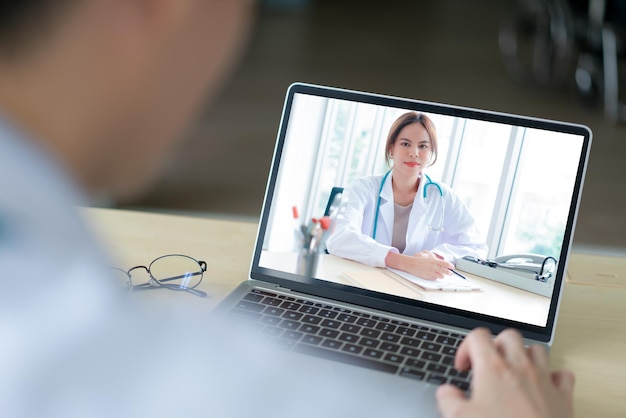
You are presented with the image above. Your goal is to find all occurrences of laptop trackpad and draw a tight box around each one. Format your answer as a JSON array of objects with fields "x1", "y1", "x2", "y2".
[{"x1": 296, "y1": 351, "x2": 441, "y2": 417}]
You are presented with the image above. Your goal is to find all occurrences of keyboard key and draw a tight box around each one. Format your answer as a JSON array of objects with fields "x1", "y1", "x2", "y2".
[
  {"x1": 441, "y1": 346, "x2": 457, "y2": 356},
  {"x1": 340, "y1": 323, "x2": 361, "y2": 334},
  {"x1": 302, "y1": 315, "x2": 322, "y2": 325},
  {"x1": 299, "y1": 324, "x2": 320, "y2": 334},
  {"x1": 302, "y1": 335, "x2": 323, "y2": 345},
  {"x1": 251, "y1": 289, "x2": 275, "y2": 296},
  {"x1": 360, "y1": 328, "x2": 381, "y2": 338},
  {"x1": 420, "y1": 351, "x2": 442, "y2": 362},
  {"x1": 264, "y1": 307, "x2": 285, "y2": 316},
  {"x1": 442, "y1": 355, "x2": 455, "y2": 366},
  {"x1": 282, "y1": 331, "x2": 304, "y2": 341},
  {"x1": 293, "y1": 344, "x2": 398, "y2": 375},
  {"x1": 416, "y1": 331, "x2": 436, "y2": 341},
  {"x1": 359, "y1": 337, "x2": 380, "y2": 348},
  {"x1": 384, "y1": 353, "x2": 405, "y2": 364},
  {"x1": 380, "y1": 342, "x2": 400, "y2": 352},
  {"x1": 320, "y1": 319, "x2": 341, "y2": 329},
  {"x1": 336, "y1": 313, "x2": 357, "y2": 323},
  {"x1": 406, "y1": 359, "x2": 425, "y2": 369},
  {"x1": 261, "y1": 297, "x2": 282, "y2": 306},
  {"x1": 236, "y1": 300, "x2": 265, "y2": 313},
  {"x1": 283, "y1": 311, "x2": 303, "y2": 321},
  {"x1": 280, "y1": 301, "x2": 302, "y2": 311},
  {"x1": 436, "y1": 335, "x2": 458, "y2": 346},
  {"x1": 400, "y1": 337, "x2": 420, "y2": 347},
  {"x1": 400, "y1": 367, "x2": 426, "y2": 381},
  {"x1": 318, "y1": 309, "x2": 338, "y2": 318},
  {"x1": 342, "y1": 344, "x2": 363, "y2": 355},
  {"x1": 356, "y1": 318, "x2": 377, "y2": 327},
  {"x1": 319, "y1": 329, "x2": 339, "y2": 339},
  {"x1": 381, "y1": 332, "x2": 400, "y2": 342},
  {"x1": 400, "y1": 347, "x2": 421, "y2": 357},
  {"x1": 395, "y1": 326, "x2": 416, "y2": 337},
  {"x1": 339, "y1": 333, "x2": 359, "y2": 343},
  {"x1": 427, "y1": 363, "x2": 448, "y2": 374},
  {"x1": 299, "y1": 305, "x2": 319, "y2": 314},
  {"x1": 375, "y1": 323, "x2": 397, "y2": 332},
  {"x1": 260, "y1": 316, "x2": 281, "y2": 326},
  {"x1": 322, "y1": 339, "x2": 343, "y2": 350},
  {"x1": 426, "y1": 374, "x2": 448, "y2": 385},
  {"x1": 243, "y1": 293, "x2": 264, "y2": 303},
  {"x1": 279, "y1": 319, "x2": 300, "y2": 330},
  {"x1": 363, "y1": 349, "x2": 383, "y2": 359},
  {"x1": 422, "y1": 342, "x2": 442, "y2": 353}
]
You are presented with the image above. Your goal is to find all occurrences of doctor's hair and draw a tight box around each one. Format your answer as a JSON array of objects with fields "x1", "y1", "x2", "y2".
[
  {"x1": 0, "y1": 0, "x2": 78, "y2": 57},
  {"x1": 385, "y1": 112, "x2": 438, "y2": 167}
]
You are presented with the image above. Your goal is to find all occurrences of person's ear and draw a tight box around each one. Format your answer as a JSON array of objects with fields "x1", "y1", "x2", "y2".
[{"x1": 111, "y1": 0, "x2": 193, "y2": 41}]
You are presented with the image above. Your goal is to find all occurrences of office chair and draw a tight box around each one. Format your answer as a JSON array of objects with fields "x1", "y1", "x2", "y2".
[
  {"x1": 323, "y1": 187, "x2": 344, "y2": 217},
  {"x1": 499, "y1": 0, "x2": 626, "y2": 123}
]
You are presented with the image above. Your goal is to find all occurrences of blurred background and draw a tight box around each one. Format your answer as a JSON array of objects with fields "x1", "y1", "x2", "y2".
[{"x1": 115, "y1": 0, "x2": 626, "y2": 253}]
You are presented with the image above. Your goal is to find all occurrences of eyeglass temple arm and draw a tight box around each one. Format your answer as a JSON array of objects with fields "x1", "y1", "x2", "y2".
[
  {"x1": 131, "y1": 281, "x2": 207, "y2": 298},
  {"x1": 131, "y1": 268, "x2": 207, "y2": 297}
]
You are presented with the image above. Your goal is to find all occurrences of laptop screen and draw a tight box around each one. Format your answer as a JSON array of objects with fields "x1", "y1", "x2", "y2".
[{"x1": 252, "y1": 83, "x2": 591, "y2": 339}]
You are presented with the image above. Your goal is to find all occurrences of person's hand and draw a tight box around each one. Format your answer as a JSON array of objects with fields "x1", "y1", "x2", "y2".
[
  {"x1": 386, "y1": 250, "x2": 455, "y2": 280},
  {"x1": 436, "y1": 328, "x2": 575, "y2": 418},
  {"x1": 385, "y1": 250, "x2": 454, "y2": 280}
]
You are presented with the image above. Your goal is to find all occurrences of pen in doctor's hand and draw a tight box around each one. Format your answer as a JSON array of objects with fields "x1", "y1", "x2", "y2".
[{"x1": 448, "y1": 268, "x2": 468, "y2": 280}]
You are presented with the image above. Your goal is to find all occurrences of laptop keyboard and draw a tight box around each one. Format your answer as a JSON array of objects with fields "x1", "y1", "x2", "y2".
[{"x1": 229, "y1": 288, "x2": 471, "y2": 390}]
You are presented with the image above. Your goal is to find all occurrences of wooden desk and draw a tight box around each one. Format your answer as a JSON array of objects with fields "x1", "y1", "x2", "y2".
[
  {"x1": 85, "y1": 207, "x2": 626, "y2": 417},
  {"x1": 260, "y1": 251, "x2": 551, "y2": 326}
]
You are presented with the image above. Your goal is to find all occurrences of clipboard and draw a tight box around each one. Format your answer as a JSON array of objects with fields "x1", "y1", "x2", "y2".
[
  {"x1": 342, "y1": 270, "x2": 424, "y2": 299},
  {"x1": 386, "y1": 268, "x2": 481, "y2": 292}
]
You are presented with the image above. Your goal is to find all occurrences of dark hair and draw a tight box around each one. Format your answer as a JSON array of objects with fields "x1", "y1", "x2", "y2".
[
  {"x1": 384, "y1": 111, "x2": 438, "y2": 167},
  {"x1": 0, "y1": 1, "x2": 77, "y2": 56}
]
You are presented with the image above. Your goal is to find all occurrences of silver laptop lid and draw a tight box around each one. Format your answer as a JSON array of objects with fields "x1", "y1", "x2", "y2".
[{"x1": 251, "y1": 82, "x2": 592, "y2": 343}]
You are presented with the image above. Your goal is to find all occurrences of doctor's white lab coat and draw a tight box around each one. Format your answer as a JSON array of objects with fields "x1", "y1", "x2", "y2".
[{"x1": 326, "y1": 174, "x2": 488, "y2": 267}]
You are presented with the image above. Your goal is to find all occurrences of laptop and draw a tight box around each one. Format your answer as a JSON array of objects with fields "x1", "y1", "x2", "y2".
[{"x1": 215, "y1": 82, "x2": 591, "y2": 416}]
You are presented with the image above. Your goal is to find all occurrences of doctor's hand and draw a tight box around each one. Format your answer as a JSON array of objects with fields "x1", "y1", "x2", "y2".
[
  {"x1": 436, "y1": 328, "x2": 575, "y2": 418},
  {"x1": 385, "y1": 250, "x2": 454, "y2": 280}
]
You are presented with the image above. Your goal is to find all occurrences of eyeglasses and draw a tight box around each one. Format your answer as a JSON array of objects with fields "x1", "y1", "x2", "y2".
[{"x1": 115, "y1": 254, "x2": 208, "y2": 298}]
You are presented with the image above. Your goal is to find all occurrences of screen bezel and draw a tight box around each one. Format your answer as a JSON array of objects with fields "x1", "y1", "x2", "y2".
[{"x1": 250, "y1": 82, "x2": 592, "y2": 343}]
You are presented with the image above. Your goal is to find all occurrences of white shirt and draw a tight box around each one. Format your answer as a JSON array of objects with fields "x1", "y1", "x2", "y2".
[
  {"x1": 0, "y1": 116, "x2": 425, "y2": 418},
  {"x1": 326, "y1": 173, "x2": 488, "y2": 267}
]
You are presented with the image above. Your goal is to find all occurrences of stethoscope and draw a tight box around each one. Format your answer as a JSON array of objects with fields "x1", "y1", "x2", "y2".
[{"x1": 371, "y1": 169, "x2": 445, "y2": 239}]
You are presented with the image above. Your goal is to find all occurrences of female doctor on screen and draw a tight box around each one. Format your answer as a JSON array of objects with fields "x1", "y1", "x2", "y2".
[{"x1": 326, "y1": 111, "x2": 487, "y2": 280}]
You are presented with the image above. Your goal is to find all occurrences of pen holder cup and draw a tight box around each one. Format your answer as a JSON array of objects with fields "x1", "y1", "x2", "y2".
[{"x1": 296, "y1": 247, "x2": 320, "y2": 278}]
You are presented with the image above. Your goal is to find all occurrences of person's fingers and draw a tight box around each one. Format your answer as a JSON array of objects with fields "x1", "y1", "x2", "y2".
[
  {"x1": 436, "y1": 384, "x2": 467, "y2": 418},
  {"x1": 551, "y1": 370, "x2": 576, "y2": 416},
  {"x1": 551, "y1": 369, "x2": 576, "y2": 398},
  {"x1": 493, "y1": 328, "x2": 527, "y2": 368},
  {"x1": 454, "y1": 327, "x2": 499, "y2": 372},
  {"x1": 526, "y1": 344, "x2": 549, "y2": 372},
  {"x1": 441, "y1": 260, "x2": 455, "y2": 271}
]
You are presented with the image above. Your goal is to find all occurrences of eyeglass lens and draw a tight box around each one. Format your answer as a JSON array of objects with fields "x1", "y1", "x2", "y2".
[{"x1": 148, "y1": 255, "x2": 204, "y2": 290}]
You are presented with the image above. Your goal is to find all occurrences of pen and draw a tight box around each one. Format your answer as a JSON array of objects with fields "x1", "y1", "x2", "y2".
[{"x1": 448, "y1": 268, "x2": 468, "y2": 281}]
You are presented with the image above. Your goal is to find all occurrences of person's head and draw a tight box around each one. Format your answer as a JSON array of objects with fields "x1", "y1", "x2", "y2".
[
  {"x1": 384, "y1": 112, "x2": 438, "y2": 170},
  {"x1": 0, "y1": 0, "x2": 252, "y2": 200}
]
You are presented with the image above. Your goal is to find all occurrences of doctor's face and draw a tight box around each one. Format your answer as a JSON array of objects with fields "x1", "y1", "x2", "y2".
[{"x1": 390, "y1": 122, "x2": 433, "y2": 177}]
